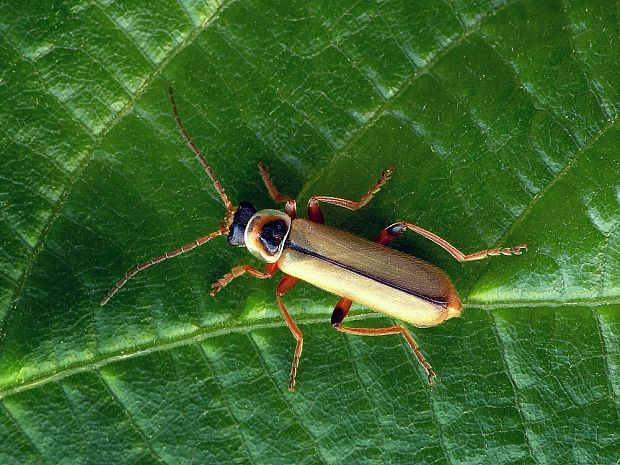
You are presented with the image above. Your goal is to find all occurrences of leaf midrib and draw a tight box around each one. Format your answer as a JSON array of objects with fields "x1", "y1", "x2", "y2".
[{"x1": 1, "y1": 298, "x2": 617, "y2": 399}]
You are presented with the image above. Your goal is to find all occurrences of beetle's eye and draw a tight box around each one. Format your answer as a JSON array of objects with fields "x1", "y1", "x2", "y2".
[{"x1": 259, "y1": 220, "x2": 288, "y2": 255}]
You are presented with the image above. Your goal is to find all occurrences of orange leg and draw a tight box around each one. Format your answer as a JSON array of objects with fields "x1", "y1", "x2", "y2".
[
  {"x1": 307, "y1": 167, "x2": 393, "y2": 223},
  {"x1": 395, "y1": 221, "x2": 527, "y2": 262},
  {"x1": 334, "y1": 324, "x2": 436, "y2": 385},
  {"x1": 275, "y1": 275, "x2": 303, "y2": 391},
  {"x1": 211, "y1": 263, "x2": 278, "y2": 296},
  {"x1": 258, "y1": 162, "x2": 297, "y2": 219}
]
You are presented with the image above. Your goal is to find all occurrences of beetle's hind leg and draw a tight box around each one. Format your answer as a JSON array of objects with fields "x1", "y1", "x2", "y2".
[
  {"x1": 384, "y1": 221, "x2": 527, "y2": 262},
  {"x1": 328, "y1": 220, "x2": 436, "y2": 385},
  {"x1": 331, "y1": 311, "x2": 436, "y2": 385},
  {"x1": 258, "y1": 162, "x2": 297, "y2": 219}
]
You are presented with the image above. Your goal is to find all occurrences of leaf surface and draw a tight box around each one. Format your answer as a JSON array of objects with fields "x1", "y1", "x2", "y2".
[{"x1": 1, "y1": 1, "x2": 619, "y2": 464}]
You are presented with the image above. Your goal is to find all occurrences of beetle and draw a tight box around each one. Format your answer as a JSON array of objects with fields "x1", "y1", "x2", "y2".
[{"x1": 101, "y1": 87, "x2": 527, "y2": 391}]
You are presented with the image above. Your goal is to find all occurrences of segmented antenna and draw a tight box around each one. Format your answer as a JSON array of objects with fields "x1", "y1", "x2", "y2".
[
  {"x1": 100, "y1": 227, "x2": 226, "y2": 306},
  {"x1": 168, "y1": 86, "x2": 234, "y2": 214},
  {"x1": 101, "y1": 87, "x2": 237, "y2": 305}
]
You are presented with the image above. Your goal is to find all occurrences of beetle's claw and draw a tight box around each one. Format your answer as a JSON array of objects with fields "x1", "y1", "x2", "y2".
[
  {"x1": 427, "y1": 368, "x2": 437, "y2": 386},
  {"x1": 514, "y1": 243, "x2": 528, "y2": 254},
  {"x1": 210, "y1": 281, "x2": 224, "y2": 296}
]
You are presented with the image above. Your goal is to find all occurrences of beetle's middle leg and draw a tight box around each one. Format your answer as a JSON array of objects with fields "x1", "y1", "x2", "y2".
[
  {"x1": 275, "y1": 274, "x2": 303, "y2": 391},
  {"x1": 211, "y1": 262, "x2": 278, "y2": 296},
  {"x1": 307, "y1": 167, "x2": 393, "y2": 224},
  {"x1": 258, "y1": 161, "x2": 297, "y2": 219}
]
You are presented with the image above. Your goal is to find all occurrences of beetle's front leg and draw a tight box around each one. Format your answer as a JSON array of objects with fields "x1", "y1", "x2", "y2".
[
  {"x1": 211, "y1": 262, "x2": 278, "y2": 296},
  {"x1": 307, "y1": 167, "x2": 393, "y2": 224},
  {"x1": 258, "y1": 162, "x2": 297, "y2": 219}
]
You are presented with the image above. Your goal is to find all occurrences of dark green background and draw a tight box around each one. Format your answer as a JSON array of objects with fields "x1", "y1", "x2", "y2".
[{"x1": 1, "y1": 1, "x2": 618, "y2": 464}]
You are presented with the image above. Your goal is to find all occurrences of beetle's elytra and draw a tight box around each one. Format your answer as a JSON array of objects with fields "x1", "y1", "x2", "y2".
[{"x1": 102, "y1": 87, "x2": 527, "y2": 391}]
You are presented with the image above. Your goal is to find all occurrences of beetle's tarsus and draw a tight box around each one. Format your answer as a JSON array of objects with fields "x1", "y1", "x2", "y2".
[{"x1": 288, "y1": 365, "x2": 297, "y2": 392}]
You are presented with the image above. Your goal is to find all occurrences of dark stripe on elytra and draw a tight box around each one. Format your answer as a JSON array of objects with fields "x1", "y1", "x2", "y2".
[{"x1": 285, "y1": 240, "x2": 448, "y2": 307}]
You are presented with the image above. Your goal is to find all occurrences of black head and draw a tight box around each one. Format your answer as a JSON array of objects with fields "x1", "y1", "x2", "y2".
[{"x1": 227, "y1": 201, "x2": 257, "y2": 246}]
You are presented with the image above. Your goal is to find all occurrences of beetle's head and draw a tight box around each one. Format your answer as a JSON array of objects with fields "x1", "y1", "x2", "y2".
[
  {"x1": 227, "y1": 201, "x2": 257, "y2": 247},
  {"x1": 231, "y1": 207, "x2": 291, "y2": 263}
]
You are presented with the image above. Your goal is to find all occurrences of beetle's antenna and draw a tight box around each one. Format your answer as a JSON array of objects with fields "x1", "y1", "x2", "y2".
[
  {"x1": 101, "y1": 225, "x2": 227, "y2": 306},
  {"x1": 168, "y1": 86, "x2": 235, "y2": 214},
  {"x1": 101, "y1": 88, "x2": 238, "y2": 306}
]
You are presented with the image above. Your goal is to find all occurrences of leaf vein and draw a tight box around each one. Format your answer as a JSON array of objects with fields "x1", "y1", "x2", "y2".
[
  {"x1": 463, "y1": 111, "x2": 619, "y2": 297},
  {"x1": 247, "y1": 332, "x2": 330, "y2": 465},
  {"x1": 0, "y1": 30, "x2": 97, "y2": 138},
  {"x1": 93, "y1": 1, "x2": 158, "y2": 68},
  {"x1": 489, "y1": 312, "x2": 540, "y2": 464},
  {"x1": 341, "y1": 333, "x2": 385, "y2": 463},
  {"x1": 206, "y1": 27, "x2": 340, "y2": 151},
  {"x1": 297, "y1": 0, "x2": 519, "y2": 201},
  {"x1": 396, "y1": 329, "x2": 453, "y2": 465},
  {"x1": 0, "y1": 401, "x2": 49, "y2": 465},
  {"x1": 558, "y1": 0, "x2": 614, "y2": 121},
  {"x1": 96, "y1": 370, "x2": 169, "y2": 465},
  {"x1": 194, "y1": 342, "x2": 255, "y2": 464},
  {"x1": 592, "y1": 308, "x2": 620, "y2": 415},
  {"x1": 476, "y1": 28, "x2": 581, "y2": 149}
]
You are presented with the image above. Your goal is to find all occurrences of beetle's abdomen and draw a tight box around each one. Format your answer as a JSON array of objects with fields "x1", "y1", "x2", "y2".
[{"x1": 278, "y1": 219, "x2": 461, "y2": 327}]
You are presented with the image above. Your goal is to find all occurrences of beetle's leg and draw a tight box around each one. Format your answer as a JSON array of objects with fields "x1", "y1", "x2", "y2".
[
  {"x1": 332, "y1": 315, "x2": 436, "y2": 385},
  {"x1": 307, "y1": 197, "x2": 325, "y2": 224},
  {"x1": 330, "y1": 298, "x2": 352, "y2": 327},
  {"x1": 385, "y1": 221, "x2": 527, "y2": 262},
  {"x1": 275, "y1": 275, "x2": 303, "y2": 391},
  {"x1": 307, "y1": 168, "x2": 393, "y2": 221},
  {"x1": 211, "y1": 262, "x2": 278, "y2": 296},
  {"x1": 258, "y1": 162, "x2": 297, "y2": 219}
]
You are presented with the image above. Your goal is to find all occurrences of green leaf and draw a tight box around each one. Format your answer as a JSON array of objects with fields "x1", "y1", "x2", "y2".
[{"x1": 1, "y1": 0, "x2": 619, "y2": 464}]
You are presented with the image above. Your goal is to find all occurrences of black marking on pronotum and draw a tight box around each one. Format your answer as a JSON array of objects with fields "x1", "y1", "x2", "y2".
[
  {"x1": 285, "y1": 241, "x2": 448, "y2": 308},
  {"x1": 259, "y1": 219, "x2": 288, "y2": 254}
]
